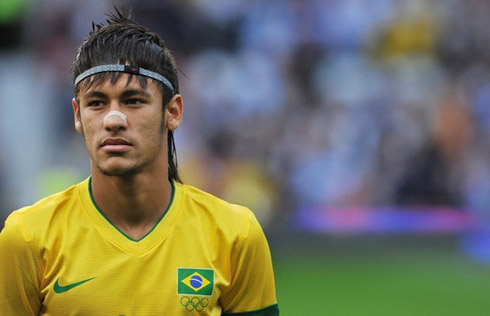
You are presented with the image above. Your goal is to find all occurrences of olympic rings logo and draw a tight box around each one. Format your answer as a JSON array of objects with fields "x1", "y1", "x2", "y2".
[{"x1": 180, "y1": 296, "x2": 209, "y2": 312}]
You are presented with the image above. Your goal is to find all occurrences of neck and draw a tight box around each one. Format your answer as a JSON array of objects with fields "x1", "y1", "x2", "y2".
[{"x1": 90, "y1": 168, "x2": 173, "y2": 240}]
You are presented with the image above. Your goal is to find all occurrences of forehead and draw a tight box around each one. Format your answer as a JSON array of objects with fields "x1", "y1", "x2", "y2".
[{"x1": 78, "y1": 73, "x2": 162, "y2": 97}]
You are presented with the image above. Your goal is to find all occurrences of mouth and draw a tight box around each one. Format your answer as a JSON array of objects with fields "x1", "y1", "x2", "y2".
[{"x1": 100, "y1": 137, "x2": 132, "y2": 153}]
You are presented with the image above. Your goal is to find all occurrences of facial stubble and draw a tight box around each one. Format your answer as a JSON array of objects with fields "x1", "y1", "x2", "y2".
[{"x1": 80, "y1": 109, "x2": 168, "y2": 178}]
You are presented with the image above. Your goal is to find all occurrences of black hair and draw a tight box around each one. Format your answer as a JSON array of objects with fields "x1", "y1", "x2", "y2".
[{"x1": 72, "y1": 8, "x2": 182, "y2": 183}]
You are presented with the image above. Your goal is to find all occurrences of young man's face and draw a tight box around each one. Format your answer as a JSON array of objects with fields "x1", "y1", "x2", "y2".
[{"x1": 72, "y1": 74, "x2": 182, "y2": 177}]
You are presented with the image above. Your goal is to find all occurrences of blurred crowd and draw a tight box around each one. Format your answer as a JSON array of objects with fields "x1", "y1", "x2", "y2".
[{"x1": 1, "y1": 0, "x2": 490, "y2": 229}]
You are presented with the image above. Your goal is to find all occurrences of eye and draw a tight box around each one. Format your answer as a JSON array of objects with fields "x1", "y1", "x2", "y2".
[
  {"x1": 125, "y1": 98, "x2": 145, "y2": 105},
  {"x1": 87, "y1": 100, "x2": 105, "y2": 107}
]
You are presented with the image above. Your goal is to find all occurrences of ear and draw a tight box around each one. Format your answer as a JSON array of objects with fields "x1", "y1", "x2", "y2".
[
  {"x1": 72, "y1": 98, "x2": 83, "y2": 134},
  {"x1": 165, "y1": 94, "x2": 183, "y2": 131}
]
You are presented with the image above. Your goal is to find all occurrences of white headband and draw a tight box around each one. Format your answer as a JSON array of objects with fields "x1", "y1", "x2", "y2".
[{"x1": 74, "y1": 64, "x2": 175, "y2": 94}]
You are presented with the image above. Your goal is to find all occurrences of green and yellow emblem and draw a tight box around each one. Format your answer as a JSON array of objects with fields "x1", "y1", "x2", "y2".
[{"x1": 178, "y1": 268, "x2": 214, "y2": 296}]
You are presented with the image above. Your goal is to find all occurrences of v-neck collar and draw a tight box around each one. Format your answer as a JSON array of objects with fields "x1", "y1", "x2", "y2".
[{"x1": 77, "y1": 177, "x2": 183, "y2": 255}]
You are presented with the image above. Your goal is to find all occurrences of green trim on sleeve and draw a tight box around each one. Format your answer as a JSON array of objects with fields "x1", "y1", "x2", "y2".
[{"x1": 222, "y1": 304, "x2": 279, "y2": 316}]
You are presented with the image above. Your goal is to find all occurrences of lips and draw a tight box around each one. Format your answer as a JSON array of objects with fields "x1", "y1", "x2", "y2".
[{"x1": 100, "y1": 137, "x2": 132, "y2": 153}]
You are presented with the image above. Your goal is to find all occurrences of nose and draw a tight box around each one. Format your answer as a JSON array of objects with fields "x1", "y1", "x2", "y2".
[{"x1": 103, "y1": 110, "x2": 128, "y2": 131}]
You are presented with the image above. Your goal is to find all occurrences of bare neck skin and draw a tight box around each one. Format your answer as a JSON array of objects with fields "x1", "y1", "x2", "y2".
[{"x1": 90, "y1": 161, "x2": 173, "y2": 240}]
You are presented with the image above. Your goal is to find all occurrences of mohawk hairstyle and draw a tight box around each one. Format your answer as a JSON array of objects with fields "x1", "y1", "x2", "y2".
[{"x1": 72, "y1": 7, "x2": 182, "y2": 183}]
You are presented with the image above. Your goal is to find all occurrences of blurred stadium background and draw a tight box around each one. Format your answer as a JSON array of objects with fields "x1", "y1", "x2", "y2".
[{"x1": 2, "y1": 0, "x2": 490, "y2": 315}]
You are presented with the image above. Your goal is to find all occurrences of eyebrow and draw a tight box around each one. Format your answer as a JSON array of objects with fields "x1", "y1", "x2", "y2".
[
  {"x1": 84, "y1": 91, "x2": 107, "y2": 99},
  {"x1": 120, "y1": 89, "x2": 152, "y2": 99},
  {"x1": 83, "y1": 89, "x2": 152, "y2": 99}
]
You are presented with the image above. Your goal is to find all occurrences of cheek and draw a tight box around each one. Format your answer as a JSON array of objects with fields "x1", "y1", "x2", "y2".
[
  {"x1": 80, "y1": 117, "x2": 99, "y2": 146},
  {"x1": 137, "y1": 114, "x2": 166, "y2": 144},
  {"x1": 140, "y1": 116, "x2": 163, "y2": 138}
]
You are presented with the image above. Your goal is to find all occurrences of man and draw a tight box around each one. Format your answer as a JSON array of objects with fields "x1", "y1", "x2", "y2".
[{"x1": 0, "y1": 9, "x2": 279, "y2": 316}]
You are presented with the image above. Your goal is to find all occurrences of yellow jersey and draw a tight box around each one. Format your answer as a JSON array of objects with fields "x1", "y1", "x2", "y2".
[{"x1": 0, "y1": 178, "x2": 279, "y2": 315}]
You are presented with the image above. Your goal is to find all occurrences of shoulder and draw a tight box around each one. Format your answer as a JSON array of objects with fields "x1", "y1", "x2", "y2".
[
  {"x1": 2, "y1": 180, "x2": 87, "y2": 241},
  {"x1": 177, "y1": 182, "x2": 257, "y2": 238}
]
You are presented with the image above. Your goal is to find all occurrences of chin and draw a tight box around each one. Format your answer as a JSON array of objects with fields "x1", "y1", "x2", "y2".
[
  {"x1": 98, "y1": 163, "x2": 143, "y2": 177},
  {"x1": 101, "y1": 168, "x2": 136, "y2": 177}
]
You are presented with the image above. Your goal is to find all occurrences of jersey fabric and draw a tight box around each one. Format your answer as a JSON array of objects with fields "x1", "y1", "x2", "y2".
[{"x1": 0, "y1": 178, "x2": 279, "y2": 316}]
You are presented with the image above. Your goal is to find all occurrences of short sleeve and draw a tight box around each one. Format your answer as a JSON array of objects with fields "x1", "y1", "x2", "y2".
[
  {"x1": 220, "y1": 209, "x2": 279, "y2": 315},
  {"x1": 0, "y1": 213, "x2": 42, "y2": 315}
]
